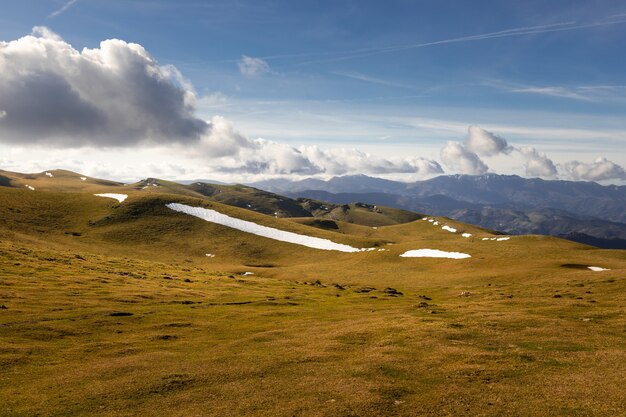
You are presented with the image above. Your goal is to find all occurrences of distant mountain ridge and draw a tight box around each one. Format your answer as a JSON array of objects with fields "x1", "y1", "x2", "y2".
[{"x1": 249, "y1": 174, "x2": 626, "y2": 248}]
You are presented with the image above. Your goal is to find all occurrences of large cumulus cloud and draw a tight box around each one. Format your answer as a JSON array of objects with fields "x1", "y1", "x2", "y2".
[
  {"x1": 0, "y1": 27, "x2": 208, "y2": 146},
  {"x1": 438, "y1": 126, "x2": 513, "y2": 175},
  {"x1": 519, "y1": 146, "x2": 558, "y2": 178},
  {"x1": 465, "y1": 125, "x2": 513, "y2": 157},
  {"x1": 0, "y1": 28, "x2": 444, "y2": 178},
  {"x1": 440, "y1": 141, "x2": 488, "y2": 175}
]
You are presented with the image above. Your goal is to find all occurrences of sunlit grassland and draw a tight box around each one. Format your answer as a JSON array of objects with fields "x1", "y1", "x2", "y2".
[{"x1": 1, "y1": 186, "x2": 625, "y2": 416}]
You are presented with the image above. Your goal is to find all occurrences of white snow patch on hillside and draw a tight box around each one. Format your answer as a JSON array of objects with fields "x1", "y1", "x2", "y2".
[
  {"x1": 462, "y1": 233, "x2": 472, "y2": 238},
  {"x1": 80, "y1": 177, "x2": 87, "y2": 181},
  {"x1": 588, "y1": 266, "x2": 609, "y2": 272},
  {"x1": 400, "y1": 249, "x2": 471, "y2": 259},
  {"x1": 25, "y1": 185, "x2": 35, "y2": 191},
  {"x1": 94, "y1": 193, "x2": 128, "y2": 203},
  {"x1": 166, "y1": 203, "x2": 363, "y2": 253},
  {"x1": 45, "y1": 172, "x2": 53, "y2": 177},
  {"x1": 442, "y1": 225, "x2": 457, "y2": 233},
  {"x1": 496, "y1": 237, "x2": 510, "y2": 241}
]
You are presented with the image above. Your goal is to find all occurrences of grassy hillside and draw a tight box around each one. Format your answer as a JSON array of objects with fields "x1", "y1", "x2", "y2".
[
  {"x1": 0, "y1": 169, "x2": 425, "y2": 229},
  {"x1": 1, "y1": 172, "x2": 625, "y2": 416}
]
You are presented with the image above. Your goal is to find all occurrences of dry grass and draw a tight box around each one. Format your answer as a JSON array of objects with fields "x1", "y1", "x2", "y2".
[{"x1": 1, "y1": 185, "x2": 625, "y2": 416}]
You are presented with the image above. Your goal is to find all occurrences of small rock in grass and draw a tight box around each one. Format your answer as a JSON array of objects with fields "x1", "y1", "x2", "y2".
[
  {"x1": 419, "y1": 295, "x2": 432, "y2": 301},
  {"x1": 417, "y1": 302, "x2": 429, "y2": 308},
  {"x1": 384, "y1": 287, "x2": 403, "y2": 296},
  {"x1": 110, "y1": 312, "x2": 133, "y2": 317},
  {"x1": 460, "y1": 291, "x2": 472, "y2": 297},
  {"x1": 552, "y1": 294, "x2": 562, "y2": 298}
]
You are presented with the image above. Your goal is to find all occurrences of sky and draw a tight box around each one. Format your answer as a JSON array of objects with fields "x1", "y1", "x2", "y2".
[{"x1": 0, "y1": 0, "x2": 625, "y2": 184}]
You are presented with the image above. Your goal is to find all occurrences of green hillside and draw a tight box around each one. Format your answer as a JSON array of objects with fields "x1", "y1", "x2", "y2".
[{"x1": 1, "y1": 170, "x2": 625, "y2": 416}]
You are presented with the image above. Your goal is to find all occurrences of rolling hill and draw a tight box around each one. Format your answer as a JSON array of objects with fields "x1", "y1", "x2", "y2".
[{"x1": 1, "y1": 169, "x2": 625, "y2": 416}]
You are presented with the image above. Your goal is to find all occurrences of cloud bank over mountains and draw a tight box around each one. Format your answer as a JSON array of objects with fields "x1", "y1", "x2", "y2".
[{"x1": 0, "y1": 28, "x2": 624, "y2": 183}]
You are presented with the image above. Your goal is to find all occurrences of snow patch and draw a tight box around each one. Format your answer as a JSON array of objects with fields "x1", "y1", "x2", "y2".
[
  {"x1": 242, "y1": 272, "x2": 254, "y2": 276},
  {"x1": 45, "y1": 172, "x2": 53, "y2": 178},
  {"x1": 80, "y1": 177, "x2": 87, "y2": 181},
  {"x1": 94, "y1": 193, "x2": 128, "y2": 203},
  {"x1": 496, "y1": 237, "x2": 510, "y2": 241},
  {"x1": 442, "y1": 225, "x2": 457, "y2": 233},
  {"x1": 588, "y1": 266, "x2": 609, "y2": 272},
  {"x1": 25, "y1": 185, "x2": 35, "y2": 191},
  {"x1": 428, "y1": 219, "x2": 434, "y2": 223},
  {"x1": 433, "y1": 221, "x2": 439, "y2": 226},
  {"x1": 462, "y1": 233, "x2": 472, "y2": 238},
  {"x1": 205, "y1": 253, "x2": 216, "y2": 258},
  {"x1": 400, "y1": 249, "x2": 471, "y2": 259},
  {"x1": 166, "y1": 203, "x2": 364, "y2": 252}
]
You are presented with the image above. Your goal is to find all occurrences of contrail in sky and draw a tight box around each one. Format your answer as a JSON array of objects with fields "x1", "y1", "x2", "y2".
[
  {"x1": 259, "y1": 17, "x2": 626, "y2": 68},
  {"x1": 48, "y1": 0, "x2": 79, "y2": 18}
]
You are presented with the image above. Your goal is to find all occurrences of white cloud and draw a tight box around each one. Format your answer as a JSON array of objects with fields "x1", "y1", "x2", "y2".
[
  {"x1": 562, "y1": 157, "x2": 626, "y2": 181},
  {"x1": 519, "y1": 146, "x2": 557, "y2": 178},
  {"x1": 31, "y1": 26, "x2": 64, "y2": 41},
  {"x1": 194, "y1": 116, "x2": 443, "y2": 176},
  {"x1": 238, "y1": 55, "x2": 270, "y2": 77},
  {"x1": 465, "y1": 125, "x2": 513, "y2": 156},
  {"x1": 300, "y1": 146, "x2": 443, "y2": 176},
  {"x1": 0, "y1": 27, "x2": 208, "y2": 147},
  {"x1": 440, "y1": 141, "x2": 488, "y2": 174},
  {"x1": 509, "y1": 86, "x2": 593, "y2": 101},
  {"x1": 198, "y1": 116, "x2": 253, "y2": 157}
]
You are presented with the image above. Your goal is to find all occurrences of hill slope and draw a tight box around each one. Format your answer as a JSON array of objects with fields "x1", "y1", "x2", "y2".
[{"x1": 1, "y1": 171, "x2": 625, "y2": 416}]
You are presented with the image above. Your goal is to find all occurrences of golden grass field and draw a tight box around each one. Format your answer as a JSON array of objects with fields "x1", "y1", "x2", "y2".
[{"x1": 1, "y1": 170, "x2": 625, "y2": 416}]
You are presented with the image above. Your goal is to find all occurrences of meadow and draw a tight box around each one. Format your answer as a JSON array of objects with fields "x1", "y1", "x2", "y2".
[{"x1": 1, "y1": 170, "x2": 625, "y2": 416}]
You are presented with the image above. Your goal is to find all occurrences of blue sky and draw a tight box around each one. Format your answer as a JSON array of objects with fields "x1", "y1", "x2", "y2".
[{"x1": 0, "y1": 0, "x2": 625, "y2": 182}]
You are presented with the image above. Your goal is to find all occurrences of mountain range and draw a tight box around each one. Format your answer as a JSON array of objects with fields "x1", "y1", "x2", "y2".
[{"x1": 250, "y1": 174, "x2": 626, "y2": 249}]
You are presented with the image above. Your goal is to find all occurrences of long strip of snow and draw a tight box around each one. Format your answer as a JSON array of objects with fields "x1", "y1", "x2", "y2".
[
  {"x1": 94, "y1": 193, "x2": 128, "y2": 203},
  {"x1": 400, "y1": 249, "x2": 471, "y2": 259},
  {"x1": 166, "y1": 203, "x2": 362, "y2": 253},
  {"x1": 442, "y1": 225, "x2": 457, "y2": 233}
]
